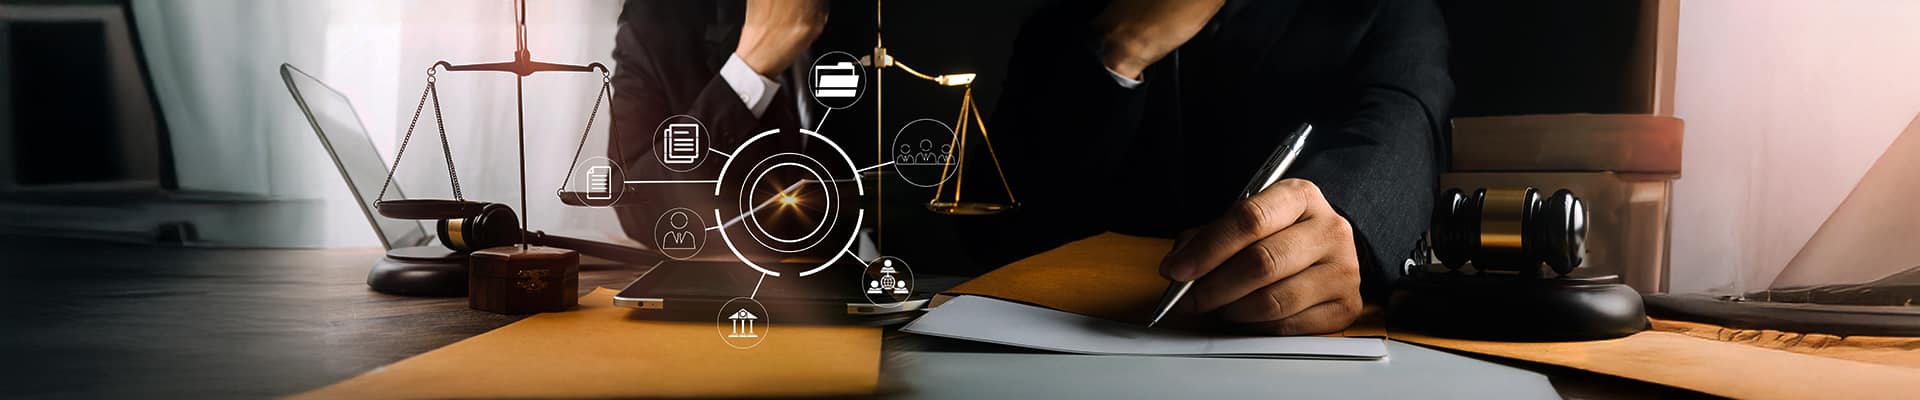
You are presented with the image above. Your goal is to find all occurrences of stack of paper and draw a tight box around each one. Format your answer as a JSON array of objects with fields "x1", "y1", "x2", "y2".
[{"x1": 904, "y1": 295, "x2": 1387, "y2": 360}]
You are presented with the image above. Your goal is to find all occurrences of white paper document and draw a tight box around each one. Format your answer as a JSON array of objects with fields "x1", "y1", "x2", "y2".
[{"x1": 903, "y1": 295, "x2": 1387, "y2": 360}]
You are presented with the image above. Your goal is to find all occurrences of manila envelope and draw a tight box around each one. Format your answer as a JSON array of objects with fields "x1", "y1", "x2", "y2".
[{"x1": 292, "y1": 288, "x2": 879, "y2": 399}]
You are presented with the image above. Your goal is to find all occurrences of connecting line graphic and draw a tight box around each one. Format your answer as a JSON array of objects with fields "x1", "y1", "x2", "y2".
[
  {"x1": 624, "y1": 179, "x2": 718, "y2": 184},
  {"x1": 857, "y1": 161, "x2": 895, "y2": 174},
  {"x1": 749, "y1": 272, "x2": 767, "y2": 299},
  {"x1": 815, "y1": 108, "x2": 833, "y2": 132},
  {"x1": 709, "y1": 148, "x2": 733, "y2": 159},
  {"x1": 843, "y1": 248, "x2": 860, "y2": 261}
]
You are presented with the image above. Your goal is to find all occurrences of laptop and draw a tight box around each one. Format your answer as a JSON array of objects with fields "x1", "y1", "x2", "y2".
[
  {"x1": 280, "y1": 63, "x2": 657, "y2": 264},
  {"x1": 1645, "y1": 113, "x2": 1920, "y2": 336}
]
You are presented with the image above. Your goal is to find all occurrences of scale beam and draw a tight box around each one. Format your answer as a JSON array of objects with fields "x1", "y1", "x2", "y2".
[
  {"x1": 418, "y1": 0, "x2": 610, "y2": 249},
  {"x1": 436, "y1": 60, "x2": 604, "y2": 77},
  {"x1": 866, "y1": 0, "x2": 1018, "y2": 216}
]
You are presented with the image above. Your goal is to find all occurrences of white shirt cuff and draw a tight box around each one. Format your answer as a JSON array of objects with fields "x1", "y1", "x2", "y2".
[
  {"x1": 1105, "y1": 66, "x2": 1144, "y2": 89},
  {"x1": 720, "y1": 53, "x2": 783, "y2": 117}
]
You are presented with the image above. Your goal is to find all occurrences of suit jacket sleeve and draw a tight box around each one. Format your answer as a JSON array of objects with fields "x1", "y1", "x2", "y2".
[
  {"x1": 611, "y1": 3, "x2": 763, "y2": 180},
  {"x1": 1289, "y1": 0, "x2": 1453, "y2": 300},
  {"x1": 609, "y1": 1, "x2": 795, "y2": 240}
]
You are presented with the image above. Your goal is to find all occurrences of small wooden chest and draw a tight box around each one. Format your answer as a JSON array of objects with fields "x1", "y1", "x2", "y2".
[{"x1": 468, "y1": 245, "x2": 578, "y2": 314}]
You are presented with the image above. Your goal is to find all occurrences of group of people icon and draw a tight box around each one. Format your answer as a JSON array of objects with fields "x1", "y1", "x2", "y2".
[{"x1": 896, "y1": 139, "x2": 952, "y2": 166}]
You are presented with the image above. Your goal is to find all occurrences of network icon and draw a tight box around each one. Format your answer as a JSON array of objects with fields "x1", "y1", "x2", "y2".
[{"x1": 863, "y1": 256, "x2": 915, "y2": 306}]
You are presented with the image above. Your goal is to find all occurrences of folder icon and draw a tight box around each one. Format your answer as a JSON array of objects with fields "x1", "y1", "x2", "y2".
[{"x1": 813, "y1": 62, "x2": 859, "y2": 98}]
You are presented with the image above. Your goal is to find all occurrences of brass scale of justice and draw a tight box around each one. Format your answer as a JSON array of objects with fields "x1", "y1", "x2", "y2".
[
  {"x1": 861, "y1": 0, "x2": 1022, "y2": 215},
  {"x1": 373, "y1": 0, "x2": 1020, "y2": 267}
]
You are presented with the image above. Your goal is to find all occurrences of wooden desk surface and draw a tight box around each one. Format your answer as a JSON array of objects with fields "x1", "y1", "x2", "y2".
[
  {"x1": 0, "y1": 236, "x2": 642, "y2": 399},
  {"x1": 0, "y1": 236, "x2": 1692, "y2": 399}
]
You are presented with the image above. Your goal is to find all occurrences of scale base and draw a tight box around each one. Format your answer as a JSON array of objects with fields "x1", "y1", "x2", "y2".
[
  {"x1": 926, "y1": 201, "x2": 1017, "y2": 215},
  {"x1": 468, "y1": 245, "x2": 580, "y2": 314},
  {"x1": 368, "y1": 245, "x2": 468, "y2": 297}
]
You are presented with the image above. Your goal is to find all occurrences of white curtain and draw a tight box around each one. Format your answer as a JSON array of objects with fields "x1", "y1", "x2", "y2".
[
  {"x1": 390, "y1": 0, "x2": 626, "y2": 243},
  {"x1": 1671, "y1": 0, "x2": 1920, "y2": 293},
  {"x1": 133, "y1": 0, "x2": 625, "y2": 247}
]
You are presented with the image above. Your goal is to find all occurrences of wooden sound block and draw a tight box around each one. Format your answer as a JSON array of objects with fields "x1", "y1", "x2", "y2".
[
  {"x1": 368, "y1": 246, "x2": 468, "y2": 297},
  {"x1": 1389, "y1": 265, "x2": 1648, "y2": 342},
  {"x1": 468, "y1": 245, "x2": 579, "y2": 314}
]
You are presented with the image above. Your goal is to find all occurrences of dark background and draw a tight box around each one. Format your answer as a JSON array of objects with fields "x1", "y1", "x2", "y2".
[
  {"x1": 0, "y1": 0, "x2": 1657, "y2": 269},
  {"x1": 842, "y1": 0, "x2": 1660, "y2": 273}
]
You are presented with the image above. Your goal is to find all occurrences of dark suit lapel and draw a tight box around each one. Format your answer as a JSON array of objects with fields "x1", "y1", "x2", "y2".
[
  {"x1": 1223, "y1": 0, "x2": 1305, "y2": 74},
  {"x1": 705, "y1": 0, "x2": 743, "y2": 73}
]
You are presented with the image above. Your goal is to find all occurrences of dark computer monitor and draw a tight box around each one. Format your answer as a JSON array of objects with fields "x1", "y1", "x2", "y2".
[{"x1": 0, "y1": 1, "x2": 172, "y2": 193}]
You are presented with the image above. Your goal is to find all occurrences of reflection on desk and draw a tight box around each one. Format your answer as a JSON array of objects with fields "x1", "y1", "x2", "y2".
[{"x1": 0, "y1": 235, "x2": 641, "y2": 399}]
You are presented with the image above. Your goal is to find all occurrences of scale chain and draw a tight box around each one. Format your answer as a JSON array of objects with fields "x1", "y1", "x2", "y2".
[
  {"x1": 375, "y1": 67, "x2": 465, "y2": 203},
  {"x1": 429, "y1": 74, "x2": 462, "y2": 200},
  {"x1": 558, "y1": 69, "x2": 615, "y2": 195},
  {"x1": 375, "y1": 70, "x2": 432, "y2": 203}
]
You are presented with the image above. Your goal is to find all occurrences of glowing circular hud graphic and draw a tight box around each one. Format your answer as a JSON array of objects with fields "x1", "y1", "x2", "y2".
[
  {"x1": 712, "y1": 128, "x2": 865, "y2": 277},
  {"x1": 741, "y1": 154, "x2": 839, "y2": 254}
]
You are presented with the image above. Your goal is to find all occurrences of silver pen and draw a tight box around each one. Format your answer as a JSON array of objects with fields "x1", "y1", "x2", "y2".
[{"x1": 1147, "y1": 123, "x2": 1313, "y2": 327}]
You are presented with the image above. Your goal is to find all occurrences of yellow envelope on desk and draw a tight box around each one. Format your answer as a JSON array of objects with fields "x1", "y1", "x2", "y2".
[
  {"x1": 292, "y1": 288, "x2": 879, "y2": 399},
  {"x1": 935, "y1": 232, "x2": 1174, "y2": 322},
  {"x1": 933, "y1": 232, "x2": 1386, "y2": 335}
]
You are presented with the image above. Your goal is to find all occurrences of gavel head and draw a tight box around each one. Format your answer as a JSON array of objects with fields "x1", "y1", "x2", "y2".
[
  {"x1": 436, "y1": 203, "x2": 521, "y2": 252},
  {"x1": 1431, "y1": 187, "x2": 1586, "y2": 276}
]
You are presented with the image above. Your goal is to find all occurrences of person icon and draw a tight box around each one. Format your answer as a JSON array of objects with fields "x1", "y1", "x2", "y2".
[
  {"x1": 661, "y1": 210, "x2": 696, "y2": 250},
  {"x1": 938, "y1": 144, "x2": 953, "y2": 164},
  {"x1": 917, "y1": 139, "x2": 936, "y2": 163},
  {"x1": 897, "y1": 143, "x2": 915, "y2": 164}
]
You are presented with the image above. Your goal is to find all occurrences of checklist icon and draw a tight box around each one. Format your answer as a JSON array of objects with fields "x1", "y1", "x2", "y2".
[
  {"x1": 664, "y1": 123, "x2": 700, "y2": 164},
  {"x1": 587, "y1": 166, "x2": 612, "y2": 200}
]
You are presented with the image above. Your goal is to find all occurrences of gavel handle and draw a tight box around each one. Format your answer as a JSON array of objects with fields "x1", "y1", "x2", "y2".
[{"x1": 527, "y1": 230, "x2": 665, "y2": 267}]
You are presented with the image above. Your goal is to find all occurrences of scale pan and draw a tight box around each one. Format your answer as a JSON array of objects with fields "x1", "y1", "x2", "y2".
[
  {"x1": 377, "y1": 199, "x2": 490, "y2": 220},
  {"x1": 926, "y1": 201, "x2": 1017, "y2": 215}
]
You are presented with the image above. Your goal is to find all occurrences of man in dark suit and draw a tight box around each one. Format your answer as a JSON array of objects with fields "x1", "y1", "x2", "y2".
[
  {"x1": 607, "y1": 0, "x2": 839, "y2": 242},
  {"x1": 965, "y1": 0, "x2": 1452, "y2": 335},
  {"x1": 611, "y1": 0, "x2": 1451, "y2": 336}
]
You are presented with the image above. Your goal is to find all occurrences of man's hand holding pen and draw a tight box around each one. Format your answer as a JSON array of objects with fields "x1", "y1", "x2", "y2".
[{"x1": 1158, "y1": 179, "x2": 1366, "y2": 336}]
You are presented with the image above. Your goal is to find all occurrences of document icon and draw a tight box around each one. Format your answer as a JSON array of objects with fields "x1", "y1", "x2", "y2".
[
  {"x1": 813, "y1": 62, "x2": 859, "y2": 98},
  {"x1": 664, "y1": 123, "x2": 700, "y2": 164},
  {"x1": 586, "y1": 166, "x2": 612, "y2": 200}
]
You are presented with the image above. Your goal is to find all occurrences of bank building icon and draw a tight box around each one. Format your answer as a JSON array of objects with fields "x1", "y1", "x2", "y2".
[{"x1": 727, "y1": 308, "x2": 760, "y2": 338}]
